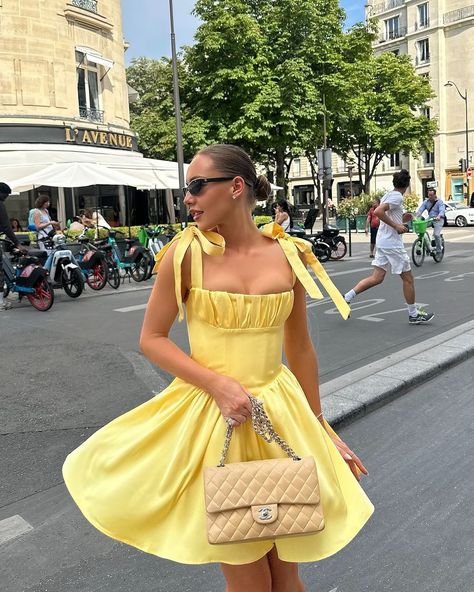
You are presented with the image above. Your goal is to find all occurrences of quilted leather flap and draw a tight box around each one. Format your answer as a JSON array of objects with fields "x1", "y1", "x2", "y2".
[{"x1": 204, "y1": 456, "x2": 320, "y2": 513}]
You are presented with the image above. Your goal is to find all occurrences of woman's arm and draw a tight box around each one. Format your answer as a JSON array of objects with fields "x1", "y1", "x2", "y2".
[
  {"x1": 284, "y1": 277, "x2": 323, "y2": 423},
  {"x1": 139, "y1": 243, "x2": 251, "y2": 423},
  {"x1": 284, "y1": 268, "x2": 368, "y2": 479}
]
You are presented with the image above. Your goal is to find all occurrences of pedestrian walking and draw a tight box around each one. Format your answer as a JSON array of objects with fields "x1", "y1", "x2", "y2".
[
  {"x1": 365, "y1": 198, "x2": 380, "y2": 258},
  {"x1": 63, "y1": 144, "x2": 373, "y2": 592},
  {"x1": 416, "y1": 189, "x2": 445, "y2": 254},
  {"x1": 0, "y1": 182, "x2": 23, "y2": 310},
  {"x1": 344, "y1": 169, "x2": 434, "y2": 325}
]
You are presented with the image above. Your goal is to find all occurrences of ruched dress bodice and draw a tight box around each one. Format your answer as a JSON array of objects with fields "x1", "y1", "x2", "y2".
[
  {"x1": 62, "y1": 223, "x2": 373, "y2": 566},
  {"x1": 187, "y1": 287, "x2": 294, "y2": 388}
]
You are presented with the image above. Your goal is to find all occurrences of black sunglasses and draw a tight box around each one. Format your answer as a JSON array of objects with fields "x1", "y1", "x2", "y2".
[{"x1": 182, "y1": 177, "x2": 234, "y2": 197}]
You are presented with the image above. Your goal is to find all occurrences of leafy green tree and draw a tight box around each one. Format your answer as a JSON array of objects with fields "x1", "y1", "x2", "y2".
[
  {"x1": 329, "y1": 24, "x2": 437, "y2": 192},
  {"x1": 126, "y1": 57, "x2": 209, "y2": 161},
  {"x1": 186, "y1": 0, "x2": 345, "y2": 194}
]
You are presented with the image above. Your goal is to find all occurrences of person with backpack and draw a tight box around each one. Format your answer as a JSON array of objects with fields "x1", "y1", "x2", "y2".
[{"x1": 416, "y1": 189, "x2": 445, "y2": 254}]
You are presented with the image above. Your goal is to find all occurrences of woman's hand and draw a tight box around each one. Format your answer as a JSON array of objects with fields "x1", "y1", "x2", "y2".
[
  {"x1": 208, "y1": 375, "x2": 252, "y2": 426},
  {"x1": 329, "y1": 433, "x2": 368, "y2": 481}
]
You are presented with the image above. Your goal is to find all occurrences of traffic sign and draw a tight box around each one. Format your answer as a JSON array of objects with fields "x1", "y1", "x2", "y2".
[{"x1": 467, "y1": 167, "x2": 472, "y2": 179}]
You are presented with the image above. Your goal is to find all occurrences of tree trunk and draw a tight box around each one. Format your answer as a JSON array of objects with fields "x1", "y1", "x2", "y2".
[{"x1": 275, "y1": 147, "x2": 286, "y2": 199}]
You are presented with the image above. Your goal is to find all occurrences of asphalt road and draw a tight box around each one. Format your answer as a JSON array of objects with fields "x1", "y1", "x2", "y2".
[
  {"x1": 3, "y1": 225, "x2": 473, "y2": 385},
  {"x1": 1, "y1": 354, "x2": 472, "y2": 591}
]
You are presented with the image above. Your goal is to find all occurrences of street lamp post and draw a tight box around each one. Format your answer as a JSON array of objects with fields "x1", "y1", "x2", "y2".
[
  {"x1": 168, "y1": 0, "x2": 187, "y2": 225},
  {"x1": 445, "y1": 80, "x2": 469, "y2": 202}
]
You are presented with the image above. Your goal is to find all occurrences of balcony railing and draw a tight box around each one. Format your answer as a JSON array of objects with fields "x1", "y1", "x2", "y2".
[
  {"x1": 72, "y1": 0, "x2": 98, "y2": 13},
  {"x1": 79, "y1": 107, "x2": 104, "y2": 123},
  {"x1": 444, "y1": 5, "x2": 474, "y2": 25},
  {"x1": 379, "y1": 27, "x2": 407, "y2": 43},
  {"x1": 373, "y1": 0, "x2": 404, "y2": 16}
]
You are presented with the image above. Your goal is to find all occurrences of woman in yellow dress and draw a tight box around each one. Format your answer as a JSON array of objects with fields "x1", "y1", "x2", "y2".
[{"x1": 63, "y1": 144, "x2": 373, "y2": 591}]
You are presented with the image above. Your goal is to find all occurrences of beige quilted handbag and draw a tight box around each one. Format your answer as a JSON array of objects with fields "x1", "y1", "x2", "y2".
[{"x1": 204, "y1": 396, "x2": 325, "y2": 544}]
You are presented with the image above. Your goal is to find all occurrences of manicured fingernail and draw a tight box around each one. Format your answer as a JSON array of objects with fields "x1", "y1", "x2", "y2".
[{"x1": 344, "y1": 454, "x2": 352, "y2": 460}]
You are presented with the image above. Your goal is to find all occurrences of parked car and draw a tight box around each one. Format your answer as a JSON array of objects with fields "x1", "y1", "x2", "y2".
[{"x1": 444, "y1": 202, "x2": 474, "y2": 227}]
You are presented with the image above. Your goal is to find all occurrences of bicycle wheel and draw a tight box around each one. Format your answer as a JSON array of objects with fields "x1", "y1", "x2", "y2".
[
  {"x1": 62, "y1": 267, "x2": 84, "y2": 298},
  {"x1": 312, "y1": 241, "x2": 331, "y2": 263},
  {"x1": 107, "y1": 262, "x2": 121, "y2": 289},
  {"x1": 411, "y1": 237, "x2": 425, "y2": 267},
  {"x1": 86, "y1": 260, "x2": 108, "y2": 290},
  {"x1": 329, "y1": 238, "x2": 347, "y2": 260},
  {"x1": 130, "y1": 253, "x2": 150, "y2": 282},
  {"x1": 432, "y1": 237, "x2": 445, "y2": 263},
  {"x1": 27, "y1": 277, "x2": 54, "y2": 311},
  {"x1": 3, "y1": 281, "x2": 10, "y2": 299}
]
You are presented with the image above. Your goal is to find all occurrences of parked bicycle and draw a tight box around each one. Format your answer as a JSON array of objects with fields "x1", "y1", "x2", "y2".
[
  {"x1": 1, "y1": 238, "x2": 54, "y2": 311},
  {"x1": 94, "y1": 228, "x2": 151, "y2": 286},
  {"x1": 411, "y1": 217, "x2": 445, "y2": 267}
]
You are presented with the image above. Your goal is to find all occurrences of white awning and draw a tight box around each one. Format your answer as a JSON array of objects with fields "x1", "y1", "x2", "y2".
[
  {"x1": 76, "y1": 46, "x2": 114, "y2": 69},
  {"x1": 0, "y1": 144, "x2": 186, "y2": 190}
]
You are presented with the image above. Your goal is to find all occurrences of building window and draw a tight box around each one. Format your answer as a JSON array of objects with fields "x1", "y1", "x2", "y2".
[
  {"x1": 417, "y1": 39, "x2": 430, "y2": 65},
  {"x1": 422, "y1": 106, "x2": 431, "y2": 119},
  {"x1": 392, "y1": 49, "x2": 400, "y2": 56},
  {"x1": 425, "y1": 151, "x2": 435, "y2": 166},
  {"x1": 385, "y1": 16, "x2": 400, "y2": 40},
  {"x1": 293, "y1": 158, "x2": 301, "y2": 177},
  {"x1": 76, "y1": 51, "x2": 104, "y2": 123},
  {"x1": 389, "y1": 153, "x2": 401, "y2": 168},
  {"x1": 417, "y1": 3, "x2": 429, "y2": 29}
]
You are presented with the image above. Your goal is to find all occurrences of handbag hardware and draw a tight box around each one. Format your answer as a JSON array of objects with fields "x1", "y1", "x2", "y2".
[{"x1": 204, "y1": 395, "x2": 325, "y2": 544}]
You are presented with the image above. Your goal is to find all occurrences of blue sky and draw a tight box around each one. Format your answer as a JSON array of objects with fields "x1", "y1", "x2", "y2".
[{"x1": 121, "y1": 1, "x2": 365, "y2": 65}]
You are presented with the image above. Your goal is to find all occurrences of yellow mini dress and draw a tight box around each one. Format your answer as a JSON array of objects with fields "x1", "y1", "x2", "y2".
[{"x1": 62, "y1": 223, "x2": 374, "y2": 565}]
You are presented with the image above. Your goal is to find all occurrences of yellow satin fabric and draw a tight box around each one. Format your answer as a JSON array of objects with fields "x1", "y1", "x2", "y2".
[{"x1": 62, "y1": 224, "x2": 373, "y2": 565}]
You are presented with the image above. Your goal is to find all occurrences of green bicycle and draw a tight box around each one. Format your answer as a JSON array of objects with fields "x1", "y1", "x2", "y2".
[{"x1": 411, "y1": 217, "x2": 445, "y2": 267}]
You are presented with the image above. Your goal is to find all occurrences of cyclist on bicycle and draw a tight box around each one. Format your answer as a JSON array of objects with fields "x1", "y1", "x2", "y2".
[{"x1": 416, "y1": 189, "x2": 445, "y2": 254}]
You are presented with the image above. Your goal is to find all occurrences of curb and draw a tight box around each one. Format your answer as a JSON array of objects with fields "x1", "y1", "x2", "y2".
[{"x1": 321, "y1": 320, "x2": 474, "y2": 427}]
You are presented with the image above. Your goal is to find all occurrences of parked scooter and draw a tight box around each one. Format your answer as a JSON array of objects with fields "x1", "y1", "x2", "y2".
[
  {"x1": 1, "y1": 238, "x2": 54, "y2": 311},
  {"x1": 139, "y1": 225, "x2": 176, "y2": 280},
  {"x1": 287, "y1": 227, "x2": 332, "y2": 263},
  {"x1": 38, "y1": 232, "x2": 85, "y2": 298},
  {"x1": 313, "y1": 225, "x2": 347, "y2": 260},
  {"x1": 65, "y1": 232, "x2": 109, "y2": 290}
]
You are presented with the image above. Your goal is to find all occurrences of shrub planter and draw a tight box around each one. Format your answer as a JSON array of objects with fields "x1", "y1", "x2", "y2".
[{"x1": 355, "y1": 215, "x2": 367, "y2": 232}]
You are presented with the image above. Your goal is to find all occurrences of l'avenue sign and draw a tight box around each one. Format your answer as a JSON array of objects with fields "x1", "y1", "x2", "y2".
[
  {"x1": 0, "y1": 124, "x2": 139, "y2": 152},
  {"x1": 65, "y1": 127, "x2": 135, "y2": 150}
]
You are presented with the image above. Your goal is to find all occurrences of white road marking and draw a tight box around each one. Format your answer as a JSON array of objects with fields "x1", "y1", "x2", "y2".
[
  {"x1": 322, "y1": 267, "x2": 371, "y2": 277},
  {"x1": 445, "y1": 272, "x2": 474, "y2": 282},
  {"x1": 114, "y1": 303, "x2": 148, "y2": 312},
  {"x1": 414, "y1": 270, "x2": 451, "y2": 280},
  {"x1": 358, "y1": 302, "x2": 428, "y2": 323},
  {"x1": 0, "y1": 515, "x2": 33, "y2": 545},
  {"x1": 325, "y1": 298, "x2": 385, "y2": 315}
]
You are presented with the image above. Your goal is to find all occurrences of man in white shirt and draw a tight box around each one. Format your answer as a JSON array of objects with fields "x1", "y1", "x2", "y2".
[{"x1": 344, "y1": 169, "x2": 434, "y2": 324}]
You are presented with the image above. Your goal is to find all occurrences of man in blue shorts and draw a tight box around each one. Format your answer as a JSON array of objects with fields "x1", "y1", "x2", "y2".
[{"x1": 344, "y1": 169, "x2": 434, "y2": 325}]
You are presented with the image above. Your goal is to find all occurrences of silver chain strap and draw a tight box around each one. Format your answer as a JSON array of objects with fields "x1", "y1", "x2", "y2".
[{"x1": 218, "y1": 395, "x2": 301, "y2": 467}]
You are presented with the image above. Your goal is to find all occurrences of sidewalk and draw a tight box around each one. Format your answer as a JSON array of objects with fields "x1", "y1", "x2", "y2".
[{"x1": 321, "y1": 319, "x2": 474, "y2": 426}]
